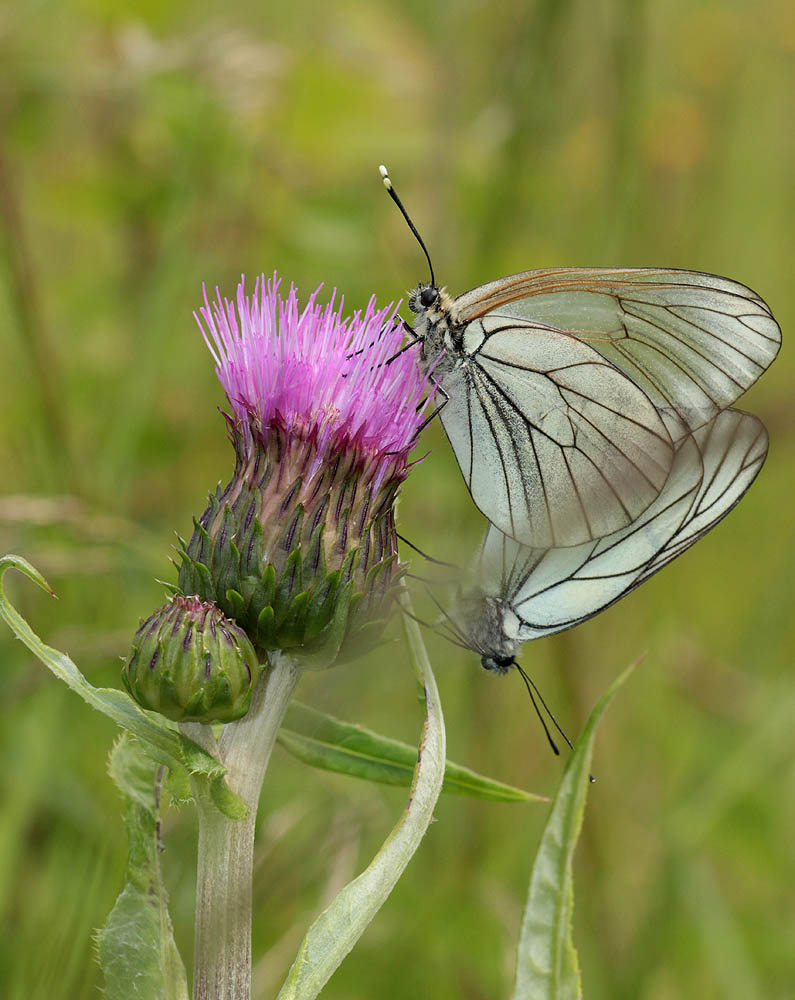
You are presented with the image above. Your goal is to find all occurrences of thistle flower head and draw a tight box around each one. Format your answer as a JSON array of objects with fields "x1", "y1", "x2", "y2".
[
  {"x1": 198, "y1": 273, "x2": 429, "y2": 486},
  {"x1": 175, "y1": 273, "x2": 432, "y2": 669}
]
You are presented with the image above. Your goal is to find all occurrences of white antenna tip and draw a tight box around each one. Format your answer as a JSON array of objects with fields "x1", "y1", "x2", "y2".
[{"x1": 378, "y1": 164, "x2": 392, "y2": 189}]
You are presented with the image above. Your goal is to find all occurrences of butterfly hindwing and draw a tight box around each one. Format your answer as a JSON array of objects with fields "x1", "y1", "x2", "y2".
[{"x1": 466, "y1": 409, "x2": 766, "y2": 644}]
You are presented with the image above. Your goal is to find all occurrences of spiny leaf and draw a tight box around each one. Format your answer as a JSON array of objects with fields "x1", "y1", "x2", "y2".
[
  {"x1": 296, "y1": 577, "x2": 353, "y2": 670},
  {"x1": 96, "y1": 734, "x2": 189, "y2": 1000},
  {"x1": 274, "y1": 548, "x2": 304, "y2": 619}
]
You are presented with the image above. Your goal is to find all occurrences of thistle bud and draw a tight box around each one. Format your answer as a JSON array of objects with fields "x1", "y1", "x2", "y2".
[
  {"x1": 122, "y1": 595, "x2": 261, "y2": 722},
  {"x1": 178, "y1": 274, "x2": 431, "y2": 668}
]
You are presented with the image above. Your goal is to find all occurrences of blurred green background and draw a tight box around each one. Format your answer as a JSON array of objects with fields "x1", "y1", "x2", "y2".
[{"x1": 1, "y1": 0, "x2": 793, "y2": 997}]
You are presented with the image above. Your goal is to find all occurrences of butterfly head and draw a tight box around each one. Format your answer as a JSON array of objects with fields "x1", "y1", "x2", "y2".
[
  {"x1": 462, "y1": 595, "x2": 521, "y2": 673},
  {"x1": 405, "y1": 283, "x2": 457, "y2": 363},
  {"x1": 480, "y1": 652, "x2": 516, "y2": 675},
  {"x1": 408, "y1": 282, "x2": 454, "y2": 316},
  {"x1": 409, "y1": 283, "x2": 439, "y2": 312}
]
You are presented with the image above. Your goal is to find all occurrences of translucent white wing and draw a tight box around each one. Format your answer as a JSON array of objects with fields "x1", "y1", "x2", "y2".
[
  {"x1": 453, "y1": 268, "x2": 780, "y2": 437},
  {"x1": 473, "y1": 409, "x2": 767, "y2": 641},
  {"x1": 635, "y1": 408, "x2": 768, "y2": 581},
  {"x1": 439, "y1": 315, "x2": 674, "y2": 548}
]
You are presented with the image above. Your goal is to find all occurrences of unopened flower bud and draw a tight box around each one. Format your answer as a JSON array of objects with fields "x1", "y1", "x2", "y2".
[{"x1": 122, "y1": 595, "x2": 261, "y2": 722}]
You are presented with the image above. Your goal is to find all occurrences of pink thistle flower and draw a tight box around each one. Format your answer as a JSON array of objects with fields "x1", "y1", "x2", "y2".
[
  {"x1": 197, "y1": 273, "x2": 430, "y2": 490},
  {"x1": 177, "y1": 273, "x2": 433, "y2": 669}
]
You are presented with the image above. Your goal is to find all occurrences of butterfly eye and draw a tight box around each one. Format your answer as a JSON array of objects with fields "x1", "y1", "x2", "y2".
[{"x1": 419, "y1": 286, "x2": 439, "y2": 308}]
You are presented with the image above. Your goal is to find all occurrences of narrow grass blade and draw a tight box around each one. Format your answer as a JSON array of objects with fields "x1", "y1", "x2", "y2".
[
  {"x1": 275, "y1": 586, "x2": 446, "y2": 1000},
  {"x1": 512, "y1": 663, "x2": 635, "y2": 1000}
]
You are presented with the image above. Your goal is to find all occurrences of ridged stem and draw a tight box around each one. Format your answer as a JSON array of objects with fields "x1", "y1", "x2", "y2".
[{"x1": 184, "y1": 653, "x2": 301, "y2": 1000}]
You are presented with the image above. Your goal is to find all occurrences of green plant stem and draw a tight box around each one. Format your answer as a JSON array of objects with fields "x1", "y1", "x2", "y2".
[{"x1": 184, "y1": 653, "x2": 301, "y2": 1000}]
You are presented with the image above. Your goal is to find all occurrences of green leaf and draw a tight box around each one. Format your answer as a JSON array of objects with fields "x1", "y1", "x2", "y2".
[
  {"x1": 0, "y1": 554, "x2": 245, "y2": 818},
  {"x1": 279, "y1": 701, "x2": 545, "y2": 803},
  {"x1": 96, "y1": 734, "x2": 189, "y2": 1000},
  {"x1": 192, "y1": 559, "x2": 217, "y2": 603},
  {"x1": 275, "y1": 585, "x2": 446, "y2": 1000},
  {"x1": 209, "y1": 772, "x2": 250, "y2": 820},
  {"x1": 251, "y1": 563, "x2": 277, "y2": 618},
  {"x1": 512, "y1": 662, "x2": 636, "y2": 1000},
  {"x1": 225, "y1": 587, "x2": 246, "y2": 622}
]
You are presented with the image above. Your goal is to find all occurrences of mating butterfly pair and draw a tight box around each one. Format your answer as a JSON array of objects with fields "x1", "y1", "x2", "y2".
[{"x1": 381, "y1": 166, "x2": 779, "y2": 736}]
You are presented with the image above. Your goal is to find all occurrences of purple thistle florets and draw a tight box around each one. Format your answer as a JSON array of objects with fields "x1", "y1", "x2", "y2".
[
  {"x1": 174, "y1": 273, "x2": 433, "y2": 671},
  {"x1": 197, "y1": 273, "x2": 430, "y2": 489}
]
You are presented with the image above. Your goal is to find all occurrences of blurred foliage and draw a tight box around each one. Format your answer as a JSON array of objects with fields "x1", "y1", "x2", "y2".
[{"x1": 0, "y1": 0, "x2": 793, "y2": 997}]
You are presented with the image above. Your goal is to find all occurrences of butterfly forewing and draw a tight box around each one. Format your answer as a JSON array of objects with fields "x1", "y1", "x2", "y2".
[
  {"x1": 440, "y1": 316, "x2": 675, "y2": 548},
  {"x1": 453, "y1": 267, "x2": 780, "y2": 436}
]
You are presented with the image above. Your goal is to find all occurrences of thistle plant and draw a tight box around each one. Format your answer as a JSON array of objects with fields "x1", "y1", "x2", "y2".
[{"x1": 158, "y1": 273, "x2": 438, "y2": 997}]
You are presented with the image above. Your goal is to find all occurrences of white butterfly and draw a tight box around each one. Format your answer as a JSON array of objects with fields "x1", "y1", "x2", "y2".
[
  {"x1": 380, "y1": 167, "x2": 780, "y2": 549},
  {"x1": 439, "y1": 408, "x2": 767, "y2": 674}
]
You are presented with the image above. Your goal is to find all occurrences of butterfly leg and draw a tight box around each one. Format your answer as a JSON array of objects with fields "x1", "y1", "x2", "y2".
[
  {"x1": 397, "y1": 532, "x2": 457, "y2": 568},
  {"x1": 382, "y1": 383, "x2": 446, "y2": 455},
  {"x1": 384, "y1": 323, "x2": 421, "y2": 366},
  {"x1": 412, "y1": 382, "x2": 449, "y2": 438},
  {"x1": 345, "y1": 316, "x2": 416, "y2": 362}
]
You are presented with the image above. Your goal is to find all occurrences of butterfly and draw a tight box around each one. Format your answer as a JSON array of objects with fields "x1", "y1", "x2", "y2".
[
  {"x1": 380, "y1": 166, "x2": 780, "y2": 550},
  {"x1": 437, "y1": 408, "x2": 767, "y2": 674}
]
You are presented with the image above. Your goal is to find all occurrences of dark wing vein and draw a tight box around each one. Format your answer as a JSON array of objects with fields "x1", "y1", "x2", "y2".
[
  {"x1": 469, "y1": 365, "x2": 547, "y2": 541},
  {"x1": 619, "y1": 299, "x2": 746, "y2": 392}
]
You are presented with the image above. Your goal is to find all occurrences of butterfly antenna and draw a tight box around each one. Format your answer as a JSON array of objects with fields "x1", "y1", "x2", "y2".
[
  {"x1": 379, "y1": 165, "x2": 436, "y2": 287},
  {"x1": 514, "y1": 662, "x2": 596, "y2": 782},
  {"x1": 514, "y1": 662, "x2": 561, "y2": 756}
]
